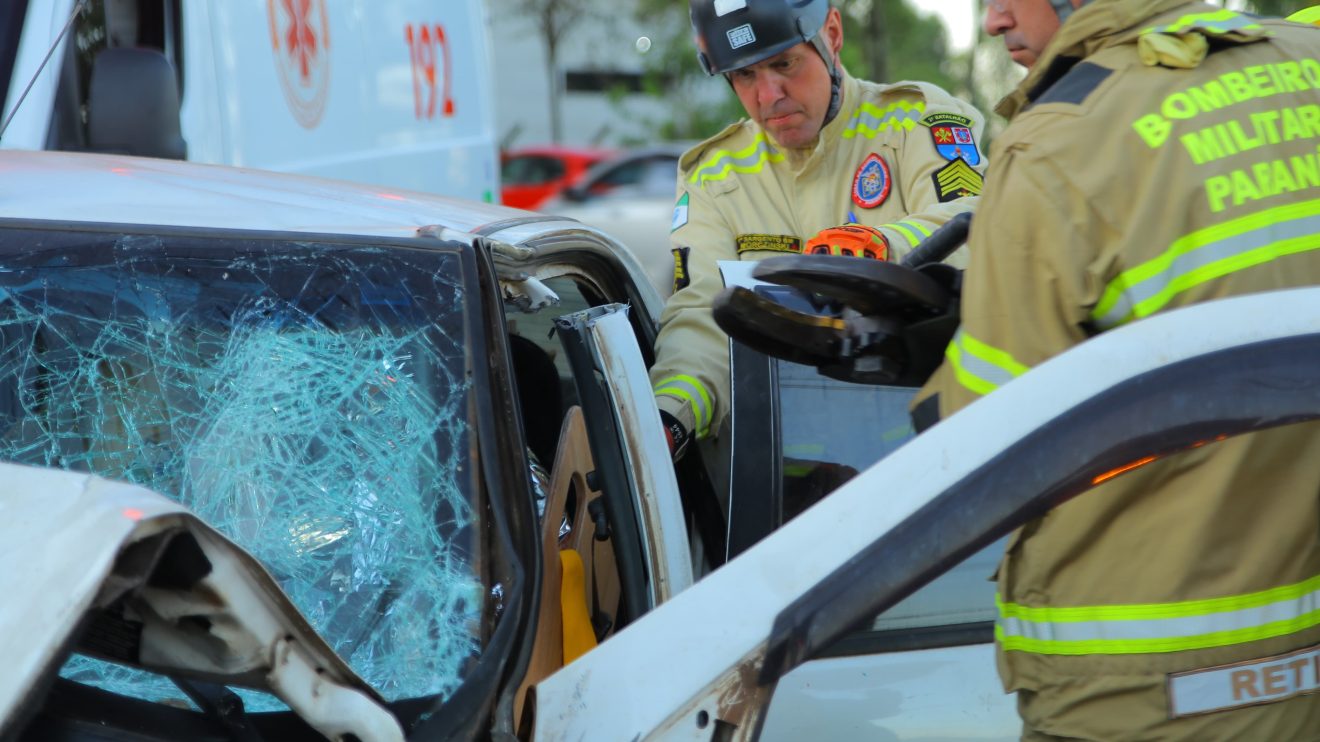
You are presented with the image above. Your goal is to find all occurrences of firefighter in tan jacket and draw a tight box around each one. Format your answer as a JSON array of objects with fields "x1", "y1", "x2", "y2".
[
  {"x1": 914, "y1": 0, "x2": 1320, "y2": 737},
  {"x1": 652, "y1": 0, "x2": 986, "y2": 453}
]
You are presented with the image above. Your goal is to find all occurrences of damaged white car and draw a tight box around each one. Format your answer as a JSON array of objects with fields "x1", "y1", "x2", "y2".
[{"x1": 2, "y1": 151, "x2": 1318, "y2": 741}]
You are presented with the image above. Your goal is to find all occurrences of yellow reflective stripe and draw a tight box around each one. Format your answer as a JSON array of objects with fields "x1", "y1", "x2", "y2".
[
  {"x1": 1289, "y1": 6, "x2": 1320, "y2": 25},
  {"x1": 1001, "y1": 573, "x2": 1320, "y2": 622},
  {"x1": 842, "y1": 100, "x2": 926, "y2": 139},
  {"x1": 945, "y1": 329, "x2": 1029, "y2": 397},
  {"x1": 996, "y1": 611, "x2": 1320, "y2": 655},
  {"x1": 904, "y1": 220, "x2": 934, "y2": 239},
  {"x1": 1093, "y1": 199, "x2": 1320, "y2": 329},
  {"x1": 946, "y1": 340, "x2": 993, "y2": 397},
  {"x1": 997, "y1": 573, "x2": 1320, "y2": 655},
  {"x1": 885, "y1": 222, "x2": 922, "y2": 248},
  {"x1": 654, "y1": 374, "x2": 713, "y2": 437},
  {"x1": 1143, "y1": 8, "x2": 1264, "y2": 35},
  {"x1": 881, "y1": 220, "x2": 933, "y2": 248},
  {"x1": 688, "y1": 134, "x2": 784, "y2": 185}
]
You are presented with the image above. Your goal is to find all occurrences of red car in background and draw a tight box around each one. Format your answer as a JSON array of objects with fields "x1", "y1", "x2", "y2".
[{"x1": 500, "y1": 145, "x2": 617, "y2": 210}]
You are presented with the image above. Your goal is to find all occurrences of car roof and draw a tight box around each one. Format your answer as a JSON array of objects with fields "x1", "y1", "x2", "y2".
[
  {"x1": 0, "y1": 150, "x2": 569, "y2": 239},
  {"x1": 0, "y1": 150, "x2": 667, "y2": 318}
]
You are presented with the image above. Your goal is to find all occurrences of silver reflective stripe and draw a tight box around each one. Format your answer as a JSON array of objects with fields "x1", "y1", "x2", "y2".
[
  {"x1": 1148, "y1": 10, "x2": 1263, "y2": 35},
  {"x1": 950, "y1": 330, "x2": 1019, "y2": 388},
  {"x1": 1093, "y1": 212, "x2": 1320, "y2": 330},
  {"x1": 689, "y1": 137, "x2": 781, "y2": 184},
  {"x1": 843, "y1": 103, "x2": 924, "y2": 138},
  {"x1": 1001, "y1": 587, "x2": 1320, "y2": 643}
]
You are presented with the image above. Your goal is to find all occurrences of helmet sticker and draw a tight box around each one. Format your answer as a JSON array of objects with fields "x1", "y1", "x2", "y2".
[
  {"x1": 714, "y1": 0, "x2": 747, "y2": 17},
  {"x1": 852, "y1": 153, "x2": 892, "y2": 209},
  {"x1": 920, "y1": 112, "x2": 981, "y2": 166},
  {"x1": 727, "y1": 24, "x2": 756, "y2": 49}
]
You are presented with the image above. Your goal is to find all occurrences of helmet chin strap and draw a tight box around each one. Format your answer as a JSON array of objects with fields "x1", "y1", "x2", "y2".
[
  {"x1": 809, "y1": 35, "x2": 843, "y2": 127},
  {"x1": 1049, "y1": 0, "x2": 1089, "y2": 24}
]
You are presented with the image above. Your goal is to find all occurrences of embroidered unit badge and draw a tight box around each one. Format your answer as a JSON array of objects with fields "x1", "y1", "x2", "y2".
[
  {"x1": 921, "y1": 112, "x2": 981, "y2": 166},
  {"x1": 852, "y1": 153, "x2": 891, "y2": 209}
]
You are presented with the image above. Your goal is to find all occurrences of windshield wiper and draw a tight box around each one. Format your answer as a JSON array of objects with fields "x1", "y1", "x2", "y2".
[{"x1": 169, "y1": 677, "x2": 263, "y2": 742}]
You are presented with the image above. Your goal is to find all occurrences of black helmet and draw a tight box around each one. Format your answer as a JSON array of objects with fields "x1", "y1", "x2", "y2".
[
  {"x1": 1049, "y1": 0, "x2": 1092, "y2": 24},
  {"x1": 691, "y1": 0, "x2": 832, "y2": 76}
]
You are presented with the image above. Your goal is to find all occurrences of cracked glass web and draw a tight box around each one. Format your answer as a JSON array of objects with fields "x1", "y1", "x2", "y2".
[{"x1": 0, "y1": 230, "x2": 484, "y2": 709}]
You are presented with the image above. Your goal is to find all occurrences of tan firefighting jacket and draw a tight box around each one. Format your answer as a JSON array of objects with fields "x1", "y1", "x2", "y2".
[
  {"x1": 651, "y1": 69, "x2": 986, "y2": 440},
  {"x1": 916, "y1": 1, "x2": 1320, "y2": 736}
]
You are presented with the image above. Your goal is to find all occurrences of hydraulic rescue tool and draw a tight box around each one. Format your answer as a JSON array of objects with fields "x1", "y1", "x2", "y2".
[{"x1": 712, "y1": 212, "x2": 970, "y2": 385}]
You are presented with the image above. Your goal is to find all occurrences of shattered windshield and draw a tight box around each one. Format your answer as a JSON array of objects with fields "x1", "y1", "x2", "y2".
[{"x1": 0, "y1": 227, "x2": 484, "y2": 708}]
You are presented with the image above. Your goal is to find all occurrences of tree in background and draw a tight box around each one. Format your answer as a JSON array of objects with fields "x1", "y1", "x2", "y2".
[
  {"x1": 1242, "y1": 0, "x2": 1311, "y2": 15},
  {"x1": 497, "y1": 0, "x2": 602, "y2": 143},
  {"x1": 838, "y1": 0, "x2": 958, "y2": 93}
]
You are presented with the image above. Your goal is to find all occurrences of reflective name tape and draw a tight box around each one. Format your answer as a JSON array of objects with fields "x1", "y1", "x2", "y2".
[{"x1": 1169, "y1": 643, "x2": 1320, "y2": 717}]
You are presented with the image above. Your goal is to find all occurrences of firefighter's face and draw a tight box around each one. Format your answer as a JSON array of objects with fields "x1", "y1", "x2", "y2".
[
  {"x1": 728, "y1": 8, "x2": 843, "y2": 149},
  {"x1": 983, "y1": 0, "x2": 1080, "y2": 69}
]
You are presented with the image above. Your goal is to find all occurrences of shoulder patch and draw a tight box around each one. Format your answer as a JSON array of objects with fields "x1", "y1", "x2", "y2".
[
  {"x1": 919, "y1": 112, "x2": 974, "y2": 128},
  {"x1": 735, "y1": 234, "x2": 802, "y2": 255},
  {"x1": 671, "y1": 192, "x2": 689, "y2": 232},
  {"x1": 1032, "y1": 61, "x2": 1113, "y2": 107},
  {"x1": 931, "y1": 159, "x2": 983, "y2": 203},
  {"x1": 920, "y1": 113, "x2": 981, "y2": 166}
]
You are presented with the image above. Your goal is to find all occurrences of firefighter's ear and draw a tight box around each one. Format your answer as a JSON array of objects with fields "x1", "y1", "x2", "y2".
[{"x1": 823, "y1": 8, "x2": 844, "y2": 59}]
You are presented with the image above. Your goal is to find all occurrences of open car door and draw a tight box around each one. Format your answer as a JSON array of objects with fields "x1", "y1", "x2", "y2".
[{"x1": 532, "y1": 286, "x2": 1320, "y2": 740}]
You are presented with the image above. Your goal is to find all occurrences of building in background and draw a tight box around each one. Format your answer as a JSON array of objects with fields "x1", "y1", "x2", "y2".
[{"x1": 487, "y1": 1, "x2": 724, "y2": 149}]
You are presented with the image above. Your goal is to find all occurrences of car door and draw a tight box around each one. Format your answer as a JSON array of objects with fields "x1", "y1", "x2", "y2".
[
  {"x1": 726, "y1": 352, "x2": 1018, "y2": 740},
  {"x1": 531, "y1": 286, "x2": 1320, "y2": 740}
]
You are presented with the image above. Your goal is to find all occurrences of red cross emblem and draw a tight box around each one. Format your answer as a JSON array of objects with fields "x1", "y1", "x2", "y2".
[
  {"x1": 268, "y1": 0, "x2": 331, "y2": 128},
  {"x1": 282, "y1": 0, "x2": 319, "y2": 82}
]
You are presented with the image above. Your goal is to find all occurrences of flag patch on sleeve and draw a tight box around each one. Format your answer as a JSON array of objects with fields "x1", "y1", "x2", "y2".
[{"x1": 671, "y1": 193, "x2": 690, "y2": 232}]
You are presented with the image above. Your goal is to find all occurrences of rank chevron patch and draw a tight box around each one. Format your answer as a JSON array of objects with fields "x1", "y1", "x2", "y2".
[{"x1": 931, "y1": 159, "x2": 983, "y2": 203}]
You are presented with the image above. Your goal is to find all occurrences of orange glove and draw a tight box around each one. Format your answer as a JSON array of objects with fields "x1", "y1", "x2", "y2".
[{"x1": 805, "y1": 224, "x2": 889, "y2": 261}]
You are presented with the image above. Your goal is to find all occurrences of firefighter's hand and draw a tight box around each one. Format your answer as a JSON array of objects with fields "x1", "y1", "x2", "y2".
[
  {"x1": 804, "y1": 224, "x2": 888, "y2": 261},
  {"x1": 659, "y1": 410, "x2": 690, "y2": 461}
]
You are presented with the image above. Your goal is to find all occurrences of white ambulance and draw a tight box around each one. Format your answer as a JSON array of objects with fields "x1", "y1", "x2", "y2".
[{"x1": 0, "y1": 0, "x2": 499, "y2": 202}]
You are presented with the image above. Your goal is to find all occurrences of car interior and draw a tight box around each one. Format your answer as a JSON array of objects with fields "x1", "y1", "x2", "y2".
[{"x1": 494, "y1": 249, "x2": 1007, "y2": 725}]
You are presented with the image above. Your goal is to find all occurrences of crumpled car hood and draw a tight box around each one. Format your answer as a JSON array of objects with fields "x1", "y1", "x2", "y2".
[{"x1": 0, "y1": 462, "x2": 403, "y2": 741}]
